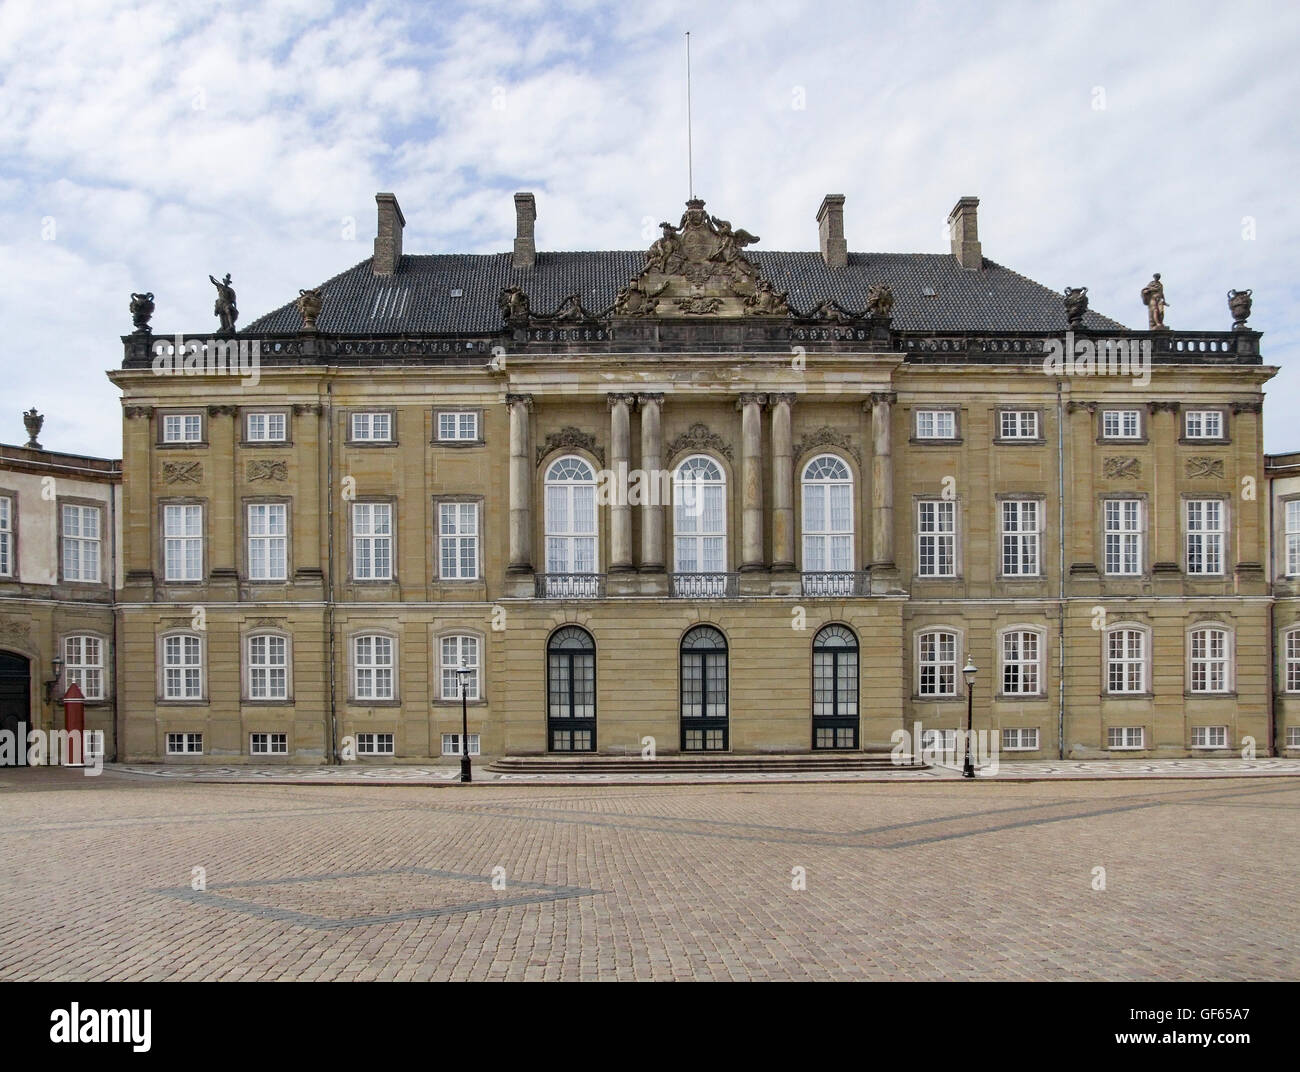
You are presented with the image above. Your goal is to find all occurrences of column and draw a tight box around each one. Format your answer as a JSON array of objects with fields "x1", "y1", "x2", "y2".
[
  {"x1": 1150, "y1": 401, "x2": 1180, "y2": 573},
  {"x1": 506, "y1": 393, "x2": 534, "y2": 573},
  {"x1": 738, "y1": 393, "x2": 766, "y2": 570},
  {"x1": 1233, "y1": 400, "x2": 1264, "y2": 582},
  {"x1": 1066, "y1": 401, "x2": 1097, "y2": 574},
  {"x1": 207, "y1": 404, "x2": 238, "y2": 583},
  {"x1": 608, "y1": 394, "x2": 634, "y2": 572},
  {"x1": 637, "y1": 393, "x2": 665, "y2": 572},
  {"x1": 770, "y1": 393, "x2": 795, "y2": 571},
  {"x1": 122, "y1": 406, "x2": 154, "y2": 587},
  {"x1": 292, "y1": 403, "x2": 323, "y2": 583},
  {"x1": 868, "y1": 393, "x2": 896, "y2": 567}
]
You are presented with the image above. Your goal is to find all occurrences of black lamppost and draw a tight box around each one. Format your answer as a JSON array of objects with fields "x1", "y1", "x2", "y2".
[
  {"x1": 456, "y1": 661, "x2": 474, "y2": 783},
  {"x1": 962, "y1": 655, "x2": 977, "y2": 779}
]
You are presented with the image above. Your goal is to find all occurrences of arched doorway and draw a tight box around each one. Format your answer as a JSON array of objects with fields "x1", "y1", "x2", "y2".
[
  {"x1": 812, "y1": 624, "x2": 859, "y2": 749},
  {"x1": 681, "y1": 625, "x2": 728, "y2": 751},
  {"x1": 547, "y1": 626, "x2": 596, "y2": 752},
  {"x1": 0, "y1": 651, "x2": 32, "y2": 765}
]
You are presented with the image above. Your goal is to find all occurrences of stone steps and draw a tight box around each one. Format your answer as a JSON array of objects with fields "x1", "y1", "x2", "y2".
[{"x1": 484, "y1": 752, "x2": 923, "y2": 774}]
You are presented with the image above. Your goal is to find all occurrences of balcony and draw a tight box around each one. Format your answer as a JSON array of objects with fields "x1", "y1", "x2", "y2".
[
  {"x1": 534, "y1": 573, "x2": 605, "y2": 599},
  {"x1": 801, "y1": 571, "x2": 870, "y2": 597},
  {"x1": 670, "y1": 572, "x2": 738, "y2": 599}
]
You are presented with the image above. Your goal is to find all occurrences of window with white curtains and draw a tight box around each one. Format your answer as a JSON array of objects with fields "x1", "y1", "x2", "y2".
[
  {"x1": 673, "y1": 455, "x2": 726, "y2": 573},
  {"x1": 544, "y1": 456, "x2": 598, "y2": 574},
  {"x1": 801, "y1": 455, "x2": 853, "y2": 572}
]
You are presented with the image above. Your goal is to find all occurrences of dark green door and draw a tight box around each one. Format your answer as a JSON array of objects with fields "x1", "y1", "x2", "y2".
[{"x1": 0, "y1": 651, "x2": 31, "y2": 765}]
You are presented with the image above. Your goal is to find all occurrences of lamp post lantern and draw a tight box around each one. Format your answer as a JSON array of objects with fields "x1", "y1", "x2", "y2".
[
  {"x1": 962, "y1": 655, "x2": 977, "y2": 779},
  {"x1": 455, "y1": 661, "x2": 474, "y2": 783}
]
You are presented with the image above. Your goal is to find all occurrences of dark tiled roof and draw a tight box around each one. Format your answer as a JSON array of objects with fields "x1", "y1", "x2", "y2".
[{"x1": 244, "y1": 250, "x2": 1126, "y2": 335}]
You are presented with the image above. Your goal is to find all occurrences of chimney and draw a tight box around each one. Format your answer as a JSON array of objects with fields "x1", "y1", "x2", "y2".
[
  {"x1": 947, "y1": 196, "x2": 982, "y2": 270},
  {"x1": 513, "y1": 192, "x2": 537, "y2": 269},
  {"x1": 817, "y1": 194, "x2": 847, "y2": 267},
  {"x1": 372, "y1": 192, "x2": 405, "y2": 276}
]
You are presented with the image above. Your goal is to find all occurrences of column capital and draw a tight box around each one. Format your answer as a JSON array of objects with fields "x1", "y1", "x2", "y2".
[
  {"x1": 864, "y1": 391, "x2": 897, "y2": 408},
  {"x1": 636, "y1": 392, "x2": 664, "y2": 407},
  {"x1": 606, "y1": 392, "x2": 636, "y2": 409},
  {"x1": 768, "y1": 392, "x2": 797, "y2": 406},
  {"x1": 1148, "y1": 400, "x2": 1181, "y2": 415},
  {"x1": 292, "y1": 403, "x2": 323, "y2": 416},
  {"x1": 1065, "y1": 400, "x2": 1098, "y2": 414},
  {"x1": 123, "y1": 405, "x2": 154, "y2": 419},
  {"x1": 206, "y1": 405, "x2": 238, "y2": 418},
  {"x1": 505, "y1": 392, "x2": 534, "y2": 408},
  {"x1": 736, "y1": 392, "x2": 768, "y2": 410},
  {"x1": 1230, "y1": 400, "x2": 1263, "y2": 414}
]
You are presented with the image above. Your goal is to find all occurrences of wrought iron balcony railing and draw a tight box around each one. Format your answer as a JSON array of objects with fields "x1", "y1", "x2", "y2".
[
  {"x1": 535, "y1": 573, "x2": 605, "y2": 599},
  {"x1": 801, "y1": 571, "x2": 870, "y2": 597},
  {"x1": 670, "y1": 572, "x2": 738, "y2": 599}
]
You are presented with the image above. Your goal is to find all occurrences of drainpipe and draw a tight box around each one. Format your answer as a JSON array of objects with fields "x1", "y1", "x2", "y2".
[
  {"x1": 110, "y1": 474, "x2": 120, "y2": 762},
  {"x1": 325, "y1": 382, "x2": 338, "y2": 764},
  {"x1": 1267, "y1": 472, "x2": 1276, "y2": 756},
  {"x1": 1057, "y1": 379, "x2": 1066, "y2": 760}
]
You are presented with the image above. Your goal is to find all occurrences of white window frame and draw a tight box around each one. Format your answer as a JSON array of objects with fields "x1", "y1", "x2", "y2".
[
  {"x1": 1103, "y1": 498, "x2": 1143, "y2": 576},
  {"x1": 437, "y1": 411, "x2": 479, "y2": 442},
  {"x1": 247, "y1": 633, "x2": 289, "y2": 701},
  {"x1": 247, "y1": 503, "x2": 288, "y2": 581},
  {"x1": 915, "y1": 410, "x2": 956, "y2": 440},
  {"x1": 1101, "y1": 409, "x2": 1141, "y2": 440},
  {"x1": 1285, "y1": 500, "x2": 1300, "y2": 577},
  {"x1": 162, "y1": 413, "x2": 203, "y2": 443},
  {"x1": 1184, "y1": 410, "x2": 1223, "y2": 440},
  {"x1": 999, "y1": 410, "x2": 1039, "y2": 440},
  {"x1": 356, "y1": 732, "x2": 394, "y2": 756},
  {"x1": 1185, "y1": 499, "x2": 1225, "y2": 576},
  {"x1": 801, "y1": 454, "x2": 853, "y2": 573},
  {"x1": 63, "y1": 634, "x2": 105, "y2": 700},
  {"x1": 165, "y1": 731, "x2": 203, "y2": 755},
  {"x1": 250, "y1": 732, "x2": 288, "y2": 755},
  {"x1": 999, "y1": 628, "x2": 1044, "y2": 696},
  {"x1": 439, "y1": 634, "x2": 481, "y2": 701},
  {"x1": 438, "y1": 501, "x2": 479, "y2": 581},
  {"x1": 246, "y1": 412, "x2": 287, "y2": 442},
  {"x1": 1188, "y1": 625, "x2": 1231, "y2": 694},
  {"x1": 916, "y1": 500, "x2": 956, "y2": 578},
  {"x1": 1107, "y1": 726, "x2": 1145, "y2": 751},
  {"x1": 920, "y1": 728, "x2": 958, "y2": 756},
  {"x1": 1000, "y1": 500, "x2": 1040, "y2": 577},
  {"x1": 545, "y1": 455, "x2": 599, "y2": 575},
  {"x1": 1286, "y1": 630, "x2": 1300, "y2": 694},
  {"x1": 1105, "y1": 626, "x2": 1148, "y2": 694},
  {"x1": 350, "y1": 412, "x2": 392, "y2": 442},
  {"x1": 61, "y1": 504, "x2": 101, "y2": 582},
  {"x1": 916, "y1": 629, "x2": 959, "y2": 697},
  {"x1": 161, "y1": 633, "x2": 204, "y2": 701},
  {"x1": 163, "y1": 504, "x2": 204, "y2": 582},
  {"x1": 673, "y1": 454, "x2": 728, "y2": 576},
  {"x1": 1001, "y1": 727, "x2": 1040, "y2": 751},
  {"x1": 441, "y1": 733, "x2": 481, "y2": 757},
  {"x1": 0, "y1": 494, "x2": 11, "y2": 577},
  {"x1": 1191, "y1": 725, "x2": 1229, "y2": 749},
  {"x1": 1286, "y1": 726, "x2": 1300, "y2": 749},
  {"x1": 353, "y1": 634, "x2": 395, "y2": 701},
  {"x1": 352, "y1": 502, "x2": 393, "y2": 581}
]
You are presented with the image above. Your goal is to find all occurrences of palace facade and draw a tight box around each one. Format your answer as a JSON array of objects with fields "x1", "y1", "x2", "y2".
[{"x1": 80, "y1": 189, "x2": 1294, "y2": 763}]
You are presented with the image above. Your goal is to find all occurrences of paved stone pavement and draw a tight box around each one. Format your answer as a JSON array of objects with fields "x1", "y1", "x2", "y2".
[{"x1": 1, "y1": 766, "x2": 1296, "y2": 980}]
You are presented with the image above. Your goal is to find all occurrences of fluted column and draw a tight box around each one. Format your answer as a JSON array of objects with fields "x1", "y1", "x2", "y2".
[
  {"x1": 770, "y1": 393, "x2": 795, "y2": 571},
  {"x1": 868, "y1": 393, "x2": 896, "y2": 566},
  {"x1": 608, "y1": 393, "x2": 634, "y2": 572},
  {"x1": 506, "y1": 393, "x2": 534, "y2": 573},
  {"x1": 637, "y1": 393, "x2": 665, "y2": 572},
  {"x1": 1150, "y1": 400, "x2": 1180, "y2": 572},
  {"x1": 738, "y1": 393, "x2": 767, "y2": 571}
]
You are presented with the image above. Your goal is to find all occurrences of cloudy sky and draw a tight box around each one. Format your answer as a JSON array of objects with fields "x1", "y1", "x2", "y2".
[{"x1": 1, "y1": 0, "x2": 1296, "y2": 456}]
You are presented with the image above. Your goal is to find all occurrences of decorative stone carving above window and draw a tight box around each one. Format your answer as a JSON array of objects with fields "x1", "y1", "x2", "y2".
[
  {"x1": 536, "y1": 427, "x2": 604, "y2": 467},
  {"x1": 666, "y1": 422, "x2": 733, "y2": 462},
  {"x1": 247, "y1": 459, "x2": 288, "y2": 482},
  {"x1": 1186, "y1": 456, "x2": 1225, "y2": 479},
  {"x1": 1102, "y1": 456, "x2": 1141, "y2": 480},
  {"x1": 793, "y1": 426, "x2": 861, "y2": 467},
  {"x1": 162, "y1": 461, "x2": 203, "y2": 484},
  {"x1": 0, "y1": 619, "x2": 31, "y2": 645}
]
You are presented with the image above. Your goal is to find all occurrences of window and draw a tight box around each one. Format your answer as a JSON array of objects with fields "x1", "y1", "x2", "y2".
[
  {"x1": 1185, "y1": 500, "x2": 1224, "y2": 575},
  {"x1": 1184, "y1": 410, "x2": 1223, "y2": 439},
  {"x1": 356, "y1": 732, "x2": 394, "y2": 756},
  {"x1": 61, "y1": 504, "x2": 101, "y2": 582},
  {"x1": 917, "y1": 501, "x2": 956, "y2": 577},
  {"x1": 1189, "y1": 627, "x2": 1230, "y2": 693},
  {"x1": 548, "y1": 626, "x2": 596, "y2": 752},
  {"x1": 247, "y1": 503, "x2": 287, "y2": 581},
  {"x1": 1000, "y1": 500, "x2": 1040, "y2": 577},
  {"x1": 916, "y1": 410, "x2": 956, "y2": 439},
  {"x1": 673, "y1": 455, "x2": 727, "y2": 577},
  {"x1": 1287, "y1": 726, "x2": 1300, "y2": 749},
  {"x1": 681, "y1": 625, "x2": 728, "y2": 751},
  {"x1": 1108, "y1": 726, "x2": 1145, "y2": 750},
  {"x1": 250, "y1": 732, "x2": 287, "y2": 755},
  {"x1": 0, "y1": 495, "x2": 11, "y2": 576},
  {"x1": 1286, "y1": 501, "x2": 1300, "y2": 577},
  {"x1": 1101, "y1": 409, "x2": 1141, "y2": 439},
  {"x1": 1191, "y1": 726, "x2": 1228, "y2": 749},
  {"x1": 439, "y1": 635, "x2": 480, "y2": 701},
  {"x1": 351, "y1": 412, "x2": 392, "y2": 441},
  {"x1": 812, "y1": 624, "x2": 858, "y2": 750},
  {"x1": 545, "y1": 456, "x2": 598, "y2": 575},
  {"x1": 441, "y1": 733, "x2": 481, "y2": 757},
  {"x1": 247, "y1": 634, "x2": 288, "y2": 701},
  {"x1": 802, "y1": 455, "x2": 853, "y2": 574},
  {"x1": 246, "y1": 412, "x2": 287, "y2": 442},
  {"x1": 920, "y1": 728, "x2": 957, "y2": 756},
  {"x1": 353, "y1": 635, "x2": 394, "y2": 700},
  {"x1": 437, "y1": 411, "x2": 479, "y2": 442},
  {"x1": 163, "y1": 504, "x2": 203, "y2": 582},
  {"x1": 166, "y1": 732, "x2": 203, "y2": 755},
  {"x1": 1287, "y1": 631, "x2": 1300, "y2": 693},
  {"x1": 162, "y1": 414, "x2": 202, "y2": 443},
  {"x1": 918, "y1": 630, "x2": 958, "y2": 696},
  {"x1": 64, "y1": 635, "x2": 104, "y2": 700},
  {"x1": 999, "y1": 410, "x2": 1039, "y2": 440},
  {"x1": 162, "y1": 634, "x2": 203, "y2": 700},
  {"x1": 1002, "y1": 727, "x2": 1040, "y2": 751},
  {"x1": 1104, "y1": 499, "x2": 1142, "y2": 575},
  {"x1": 438, "y1": 502, "x2": 478, "y2": 580},
  {"x1": 352, "y1": 503, "x2": 392, "y2": 580},
  {"x1": 1106, "y1": 628, "x2": 1146, "y2": 693},
  {"x1": 1001, "y1": 630, "x2": 1041, "y2": 695}
]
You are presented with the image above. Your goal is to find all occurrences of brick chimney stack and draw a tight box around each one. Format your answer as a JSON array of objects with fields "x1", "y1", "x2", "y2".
[
  {"x1": 947, "y1": 196, "x2": 982, "y2": 270},
  {"x1": 513, "y1": 192, "x2": 537, "y2": 269},
  {"x1": 372, "y1": 193, "x2": 405, "y2": 276},
  {"x1": 817, "y1": 194, "x2": 847, "y2": 268}
]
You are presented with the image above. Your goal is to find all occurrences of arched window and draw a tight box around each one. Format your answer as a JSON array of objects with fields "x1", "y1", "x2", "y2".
[
  {"x1": 161, "y1": 633, "x2": 204, "y2": 701},
  {"x1": 547, "y1": 626, "x2": 595, "y2": 752},
  {"x1": 1188, "y1": 625, "x2": 1231, "y2": 694},
  {"x1": 353, "y1": 633, "x2": 395, "y2": 701},
  {"x1": 1285, "y1": 629, "x2": 1300, "y2": 694},
  {"x1": 544, "y1": 456, "x2": 598, "y2": 578},
  {"x1": 63, "y1": 634, "x2": 105, "y2": 700},
  {"x1": 813, "y1": 624, "x2": 858, "y2": 750},
  {"x1": 673, "y1": 455, "x2": 726, "y2": 579},
  {"x1": 999, "y1": 628, "x2": 1044, "y2": 696},
  {"x1": 917, "y1": 629, "x2": 958, "y2": 697},
  {"x1": 1105, "y1": 625, "x2": 1147, "y2": 694},
  {"x1": 802, "y1": 454, "x2": 853, "y2": 573},
  {"x1": 246, "y1": 633, "x2": 288, "y2": 701},
  {"x1": 681, "y1": 625, "x2": 728, "y2": 751}
]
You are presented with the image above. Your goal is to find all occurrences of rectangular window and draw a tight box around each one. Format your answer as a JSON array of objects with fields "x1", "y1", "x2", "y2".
[
  {"x1": 354, "y1": 635, "x2": 394, "y2": 700},
  {"x1": 440, "y1": 635, "x2": 480, "y2": 701},
  {"x1": 0, "y1": 495, "x2": 12, "y2": 577},
  {"x1": 1191, "y1": 726, "x2": 1228, "y2": 749},
  {"x1": 61, "y1": 504, "x2": 101, "y2": 582},
  {"x1": 64, "y1": 635, "x2": 104, "y2": 700},
  {"x1": 917, "y1": 501, "x2": 956, "y2": 577},
  {"x1": 1189, "y1": 628, "x2": 1229, "y2": 693},
  {"x1": 1287, "y1": 726, "x2": 1300, "y2": 748},
  {"x1": 999, "y1": 410, "x2": 1039, "y2": 440},
  {"x1": 1286, "y1": 501, "x2": 1300, "y2": 577},
  {"x1": 437, "y1": 411, "x2": 479, "y2": 442},
  {"x1": 438, "y1": 502, "x2": 479, "y2": 580},
  {"x1": 1000, "y1": 500, "x2": 1040, "y2": 576},
  {"x1": 247, "y1": 634, "x2": 288, "y2": 700},
  {"x1": 163, "y1": 504, "x2": 204, "y2": 581},
  {"x1": 1107, "y1": 629, "x2": 1146, "y2": 693},
  {"x1": 1185, "y1": 499, "x2": 1224, "y2": 575},
  {"x1": 356, "y1": 732, "x2": 394, "y2": 756},
  {"x1": 162, "y1": 634, "x2": 203, "y2": 700},
  {"x1": 1002, "y1": 727, "x2": 1040, "y2": 751},
  {"x1": 250, "y1": 732, "x2": 288, "y2": 755},
  {"x1": 165, "y1": 732, "x2": 203, "y2": 755},
  {"x1": 1001, "y1": 631, "x2": 1040, "y2": 695},
  {"x1": 162, "y1": 414, "x2": 202, "y2": 443},
  {"x1": 352, "y1": 503, "x2": 392, "y2": 580},
  {"x1": 1184, "y1": 410, "x2": 1223, "y2": 439},
  {"x1": 350, "y1": 412, "x2": 392, "y2": 442},
  {"x1": 1104, "y1": 499, "x2": 1142, "y2": 575},
  {"x1": 247, "y1": 503, "x2": 287, "y2": 581},
  {"x1": 441, "y1": 733, "x2": 481, "y2": 757},
  {"x1": 918, "y1": 631, "x2": 957, "y2": 696},
  {"x1": 920, "y1": 728, "x2": 957, "y2": 757},
  {"x1": 1287, "y1": 632, "x2": 1300, "y2": 693},
  {"x1": 1107, "y1": 726, "x2": 1145, "y2": 750},
  {"x1": 915, "y1": 410, "x2": 956, "y2": 439},
  {"x1": 246, "y1": 412, "x2": 287, "y2": 442},
  {"x1": 1101, "y1": 409, "x2": 1141, "y2": 439}
]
